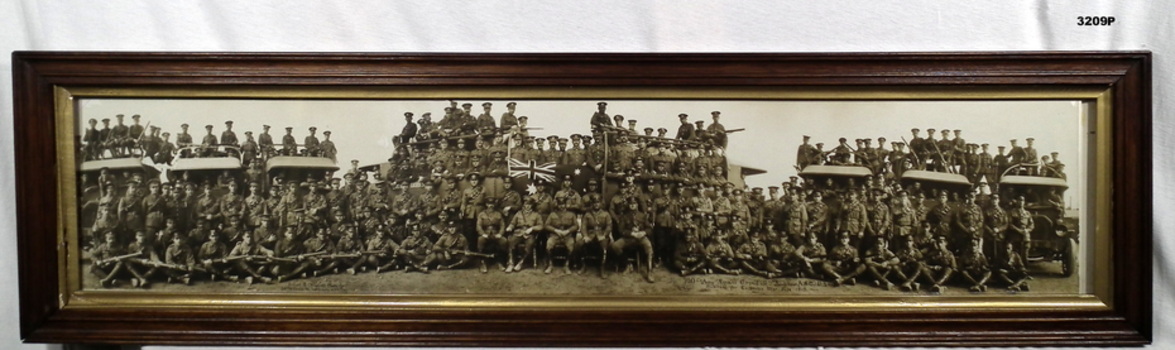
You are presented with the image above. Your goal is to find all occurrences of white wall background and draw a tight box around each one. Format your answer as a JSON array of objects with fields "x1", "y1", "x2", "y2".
[{"x1": 0, "y1": 1, "x2": 1169, "y2": 349}]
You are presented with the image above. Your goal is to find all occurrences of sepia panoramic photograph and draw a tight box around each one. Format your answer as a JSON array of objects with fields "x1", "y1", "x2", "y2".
[{"x1": 73, "y1": 98, "x2": 1088, "y2": 296}]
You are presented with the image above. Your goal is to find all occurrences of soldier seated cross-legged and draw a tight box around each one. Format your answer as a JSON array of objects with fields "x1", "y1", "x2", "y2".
[
  {"x1": 432, "y1": 223, "x2": 474, "y2": 270},
  {"x1": 957, "y1": 239, "x2": 993, "y2": 292},
  {"x1": 822, "y1": 233, "x2": 866, "y2": 286}
]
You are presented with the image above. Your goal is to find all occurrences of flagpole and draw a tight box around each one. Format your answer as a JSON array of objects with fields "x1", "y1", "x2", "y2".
[{"x1": 602, "y1": 131, "x2": 609, "y2": 200}]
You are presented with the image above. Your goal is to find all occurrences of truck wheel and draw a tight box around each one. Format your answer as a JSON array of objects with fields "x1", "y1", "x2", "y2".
[{"x1": 1061, "y1": 238, "x2": 1078, "y2": 277}]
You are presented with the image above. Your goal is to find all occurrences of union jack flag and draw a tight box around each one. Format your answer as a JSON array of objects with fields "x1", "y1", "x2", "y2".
[{"x1": 508, "y1": 158, "x2": 557, "y2": 183}]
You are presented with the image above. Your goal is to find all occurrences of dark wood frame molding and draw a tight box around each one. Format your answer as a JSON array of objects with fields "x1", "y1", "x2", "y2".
[{"x1": 13, "y1": 51, "x2": 1151, "y2": 347}]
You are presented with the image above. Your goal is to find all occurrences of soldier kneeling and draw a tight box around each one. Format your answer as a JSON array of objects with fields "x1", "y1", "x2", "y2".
[{"x1": 674, "y1": 231, "x2": 708, "y2": 276}]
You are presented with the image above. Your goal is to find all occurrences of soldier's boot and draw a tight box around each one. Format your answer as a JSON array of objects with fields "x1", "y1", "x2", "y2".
[
  {"x1": 544, "y1": 261, "x2": 553, "y2": 274},
  {"x1": 505, "y1": 257, "x2": 515, "y2": 273},
  {"x1": 244, "y1": 276, "x2": 254, "y2": 285},
  {"x1": 599, "y1": 253, "x2": 608, "y2": 279},
  {"x1": 479, "y1": 260, "x2": 488, "y2": 274}
]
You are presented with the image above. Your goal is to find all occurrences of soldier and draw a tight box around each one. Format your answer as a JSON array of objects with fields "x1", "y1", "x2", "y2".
[
  {"x1": 200, "y1": 125, "x2": 218, "y2": 157},
  {"x1": 475, "y1": 200, "x2": 507, "y2": 273},
  {"x1": 936, "y1": 129, "x2": 954, "y2": 171},
  {"x1": 82, "y1": 118, "x2": 101, "y2": 160},
  {"x1": 258, "y1": 125, "x2": 274, "y2": 158},
  {"x1": 735, "y1": 232, "x2": 778, "y2": 278},
  {"x1": 1007, "y1": 196, "x2": 1035, "y2": 263},
  {"x1": 300, "y1": 228, "x2": 338, "y2": 277},
  {"x1": 995, "y1": 241, "x2": 1031, "y2": 291},
  {"x1": 796, "y1": 135, "x2": 818, "y2": 170},
  {"x1": 195, "y1": 230, "x2": 236, "y2": 282},
  {"x1": 226, "y1": 231, "x2": 274, "y2": 283},
  {"x1": 500, "y1": 102, "x2": 519, "y2": 131},
  {"x1": 270, "y1": 227, "x2": 309, "y2": 282},
  {"x1": 304, "y1": 126, "x2": 320, "y2": 156},
  {"x1": 704, "y1": 234, "x2": 740, "y2": 275},
  {"x1": 505, "y1": 200, "x2": 544, "y2": 273},
  {"x1": 674, "y1": 113, "x2": 694, "y2": 141},
  {"x1": 822, "y1": 233, "x2": 866, "y2": 286},
  {"x1": 907, "y1": 128, "x2": 924, "y2": 167},
  {"x1": 893, "y1": 238, "x2": 925, "y2": 291},
  {"x1": 783, "y1": 191, "x2": 809, "y2": 245},
  {"x1": 476, "y1": 102, "x2": 496, "y2": 131},
  {"x1": 221, "y1": 120, "x2": 239, "y2": 147},
  {"x1": 175, "y1": 123, "x2": 193, "y2": 157},
  {"x1": 564, "y1": 134, "x2": 587, "y2": 166},
  {"x1": 693, "y1": 120, "x2": 708, "y2": 144},
  {"x1": 141, "y1": 179, "x2": 167, "y2": 237},
  {"x1": 544, "y1": 201, "x2": 579, "y2": 274},
  {"x1": 674, "y1": 230, "x2": 708, "y2": 276},
  {"x1": 329, "y1": 224, "x2": 365, "y2": 275},
  {"x1": 574, "y1": 199, "x2": 612, "y2": 277},
  {"x1": 1046, "y1": 151, "x2": 1066, "y2": 178},
  {"x1": 656, "y1": 127, "x2": 668, "y2": 139},
  {"x1": 957, "y1": 239, "x2": 992, "y2": 292},
  {"x1": 920, "y1": 236, "x2": 957, "y2": 293},
  {"x1": 806, "y1": 191, "x2": 831, "y2": 244},
  {"x1": 827, "y1": 137, "x2": 853, "y2": 165},
  {"x1": 122, "y1": 230, "x2": 162, "y2": 288},
  {"x1": 1022, "y1": 138, "x2": 1040, "y2": 175},
  {"x1": 319, "y1": 131, "x2": 337, "y2": 161},
  {"x1": 397, "y1": 112, "x2": 418, "y2": 146},
  {"x1": 611, "y1": 200, "x2": 655, "y2": 283},
  {"x1": 553, "y1": 175, "x2": 582, "y2": 212},
  {"x1": 240, "y1": 131, "x2": 258, "y2": 167},
  {"x1": 954, "y1": 192, "x2": 985, "y2": 250},
  {"x1": 460, "y1": 173, "x2": 486, "y2": 241},
  {"x1": 281, "y1": 127, "x2": 297, "y2": 156},
  {"x1": 707, "y1": 111, "x2": 727, "y2": 148},
  {"x1": 90, "y1": 231, "x2": 130, "y2": 288},
  {"x1": 162, "y1": 233, "x2": 196, "y2": 285},
  {"x1": 397, "y1": 223, "x2": 434, "y2": 273},
  {"x1": 110, "y1": 114, "x2": 130, "y2": 157},
  {"x1": 840, "y1": 191, "x2": 868, "y2": 245},
  {"x1": 358, "y1": 226, "x2": 399, "y2": 273},
  {"x1": 431, "y1": 223, "x2": 472, "y2": 270},
  {"x1": 862, "y1": 237, "x2": 900, "y2": 290}
]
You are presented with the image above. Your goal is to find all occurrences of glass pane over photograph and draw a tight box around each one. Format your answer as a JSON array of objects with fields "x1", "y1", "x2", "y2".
[{"x1": 72, "y1": 98, "x2": 1088, "y2": 296}]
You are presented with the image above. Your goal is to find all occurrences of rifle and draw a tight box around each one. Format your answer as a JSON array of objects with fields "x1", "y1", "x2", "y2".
[
  {"x1": 450, "y1": 250, "x2": 494, "y2": 258},
  {"x1": 213, "y1": 255, "x2": 266, "y2": 264},
  {"x1": 900, "y1": 136, "x2": 922, "y2": 167},
  {"x1": 267, "y1": 251, "x2": 329, "y2": 263},
  {"x1": 94, "y1": 252, "x2": 142, "y2": 265},
  {"x1": 724, "y1": 128, "x2": 745, "y2": 134},
  {"x1": 141, "y1": 260, "x2": 196, "y2": 271},
  {"x1": 928, "y1": 138, "x2": 955, "y2": 174}
]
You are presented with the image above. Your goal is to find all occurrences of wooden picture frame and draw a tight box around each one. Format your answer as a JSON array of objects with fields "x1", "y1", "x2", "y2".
[{"x1": 13, "y1": 51, "x2": 1151, "y2": 347}]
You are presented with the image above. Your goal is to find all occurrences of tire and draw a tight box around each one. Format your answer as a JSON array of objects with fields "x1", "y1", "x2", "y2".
[{"x1": 1061, "y1": 237, "x2": 1078, "y2": 277}]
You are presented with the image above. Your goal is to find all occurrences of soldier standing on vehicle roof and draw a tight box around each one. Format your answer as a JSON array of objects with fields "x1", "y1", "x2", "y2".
[
  {"x1": 303, "y1": 127, "x2": 320, "y2": 157},
  {"x1": 1022, "y1": 138, "x2": 1040, "y2": 176},
  {"x1": 675, "y1": 113, "x2": 694, "y2": 141},
  {"x1": 221, "y1": 120, "x2": 238, "y2": 147},
  {"x1": 281, "y1": 127, "x2": 296, "y2": 156},
  {"x1": 240, "y1": 131, "x2": 258, "y2": 167},
  {"x1": 257, "y1": 125, "x2": 274, "y2": 158},
  {"x1": 477, "y1": 102, "x2": 496, "y2": 131},
  {"x1": 707, "y1": 111, "x2": 727, "y2": 148}
]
